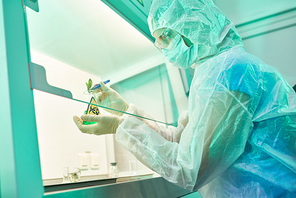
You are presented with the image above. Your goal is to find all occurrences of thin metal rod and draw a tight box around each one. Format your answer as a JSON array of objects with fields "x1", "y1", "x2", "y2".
[{"x1": 73, "y1": 98, "x2": 175, "y2": 126}]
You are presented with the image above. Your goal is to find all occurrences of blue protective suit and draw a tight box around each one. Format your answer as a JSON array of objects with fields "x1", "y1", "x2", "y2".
[{"x1": 115, "y1": 0, "x2": 296, "y2": 197}]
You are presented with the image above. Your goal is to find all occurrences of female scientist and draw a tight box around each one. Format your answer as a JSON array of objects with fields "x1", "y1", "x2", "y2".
[{"x1": 73, "y1": 0, "x2": 296, "y2": 197}]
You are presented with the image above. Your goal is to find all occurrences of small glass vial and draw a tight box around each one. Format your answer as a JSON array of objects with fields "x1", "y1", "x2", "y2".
[
  {"x1": 62, "y1": 167, "x2": 69, "y2": 183},
  {"x1": 108, "y1": 162, "x2": 119, "y2": 178}
]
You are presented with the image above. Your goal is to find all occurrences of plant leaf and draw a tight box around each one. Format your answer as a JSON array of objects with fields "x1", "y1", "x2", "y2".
[{"x1": 86, "y1": 78, "x2": 93, "y2": 90}]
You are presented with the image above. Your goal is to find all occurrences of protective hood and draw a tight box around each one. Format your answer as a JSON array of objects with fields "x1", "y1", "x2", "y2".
[{"x1": 148, "y1": 0, "x2": 244, "y2": 65}]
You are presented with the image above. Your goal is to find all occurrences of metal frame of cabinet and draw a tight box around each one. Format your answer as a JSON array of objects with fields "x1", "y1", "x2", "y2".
[
  {"x1": 0, "y1": 0, "x2": 191, "y2": 197},
  {"x1": 0, "y1": 0, "x2": 43, "y2": 197},
  {"x1": 102, "y1": 0, "x2": 154, "y2": 42}
]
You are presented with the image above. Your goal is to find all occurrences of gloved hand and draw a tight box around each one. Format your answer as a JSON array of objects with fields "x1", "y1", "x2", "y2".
[
  {"x1": 93, "y1": 81, "x2": 129, "y2": 116},
  {"x1": 73, "y1": 114, "x2": 123, "y2": 135}
]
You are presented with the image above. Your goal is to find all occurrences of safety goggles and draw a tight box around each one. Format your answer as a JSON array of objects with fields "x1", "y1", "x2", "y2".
[
  {"x1": 154, "y1": 28, "x2": 193, "y2": 51},
  {"x1": 154, "y1": 28, "x2": 177, "y2": 51}
]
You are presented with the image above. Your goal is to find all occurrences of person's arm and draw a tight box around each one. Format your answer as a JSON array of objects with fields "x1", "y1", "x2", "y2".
[
  {"x1": 123, "y1": 104, "x2": 188, "y2": 143},
  {"x1": 90, "y1": 80, "x2": 188, "y2": 142},
  {"x1": 116, "y1": 88, "x2": 255, "y2": 191}
]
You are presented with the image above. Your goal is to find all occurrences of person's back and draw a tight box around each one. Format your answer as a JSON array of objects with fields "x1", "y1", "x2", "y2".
[{"x1": 194, "y1": 46, "x2": 296, "y2": 197}]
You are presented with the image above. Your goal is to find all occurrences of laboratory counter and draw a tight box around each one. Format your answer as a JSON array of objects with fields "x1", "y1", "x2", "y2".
[
  {"x1": 43, "y1": 171, "x2": 191, "y2": 197},
  {"x1": 44, "y1": 171, "x2": 156, "y2": 194}
]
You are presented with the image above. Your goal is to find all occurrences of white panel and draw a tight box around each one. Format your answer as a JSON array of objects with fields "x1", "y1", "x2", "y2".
[
  {"x1": 90, "y1": 154, "x2": 100, "y2": 169},
  {"x1": 243, "y1": 25, "x2": 296, "y2": 86},
  {"x1": 78, "y1": 154, "x2": 89, "y2": 170},
  {"x1": 237, "y1": 10, "x2": 296, "y2": 40},
  {"x1": 214, "y1": 0, "x2": 296, "y2": 25}
]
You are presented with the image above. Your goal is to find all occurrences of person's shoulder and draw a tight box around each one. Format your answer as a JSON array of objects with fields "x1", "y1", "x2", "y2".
[
  {"x1": 219, "y1": 49, "x2": 260, "y2": 77},
  {"x1": 223, "y1": 48, "x2": 261, "y2": 72},
  {"x1": 217, "y1": 48, "x2": 261, "y2": 96}
]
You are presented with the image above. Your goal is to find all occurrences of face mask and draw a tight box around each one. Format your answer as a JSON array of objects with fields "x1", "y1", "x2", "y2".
[{"x1": 162, "y1": 35, "x2": 198, "y2": 69}]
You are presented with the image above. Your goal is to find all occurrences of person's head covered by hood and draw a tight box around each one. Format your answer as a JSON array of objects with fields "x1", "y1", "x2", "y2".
[{"x1": 148, "y1": 0, "x2": 244, "y2": 69}]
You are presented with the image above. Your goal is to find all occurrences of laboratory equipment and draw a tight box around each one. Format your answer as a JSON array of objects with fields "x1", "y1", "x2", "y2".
[
  {"x1": 68, "y1": 167, "x2": 81, "y2": 183},
  {"x1": 108, "y1": 162, "x2": 119, "y2": 178},
  {"x1": 129, "y1": 160, "x2": 138, "y2": 175},
  {"x1": 62, "y1": 167, "x2": 70, "y2": 183},
  {"x1": 83, "y1": 97, "x2": 100, "y2": 125},
  {"x1": 3, "y1": 0, "x2": 295, "y2": 197},
  {"x1": 62, "y1": 167, "x2": 81, "y2": 183}
]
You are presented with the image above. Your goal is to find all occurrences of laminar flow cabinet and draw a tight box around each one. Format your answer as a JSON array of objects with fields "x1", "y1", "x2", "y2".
[
  {"x1": 0, "y1": 0, "x2": 191, "y2": 197},
  {"x1": 2, "y1": 0, "x2": 295, "y2": 197}
]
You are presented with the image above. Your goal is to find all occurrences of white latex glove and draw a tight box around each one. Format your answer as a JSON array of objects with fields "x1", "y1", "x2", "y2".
[
  {"x1": 73, "y1": 114, "x2": 123, "y2": 135},
  {"x1": 93, "y1": 81, "x2": 129, "y2": 116}
]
